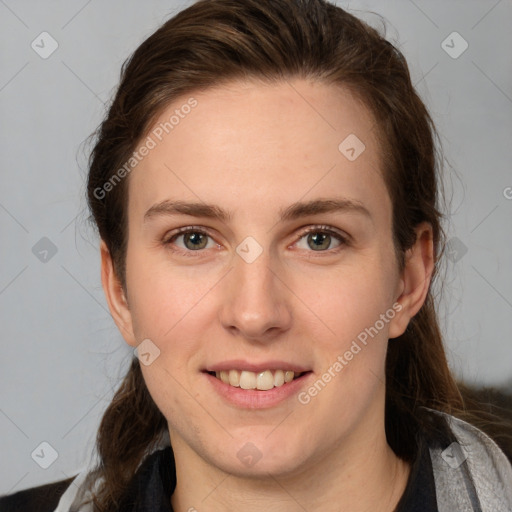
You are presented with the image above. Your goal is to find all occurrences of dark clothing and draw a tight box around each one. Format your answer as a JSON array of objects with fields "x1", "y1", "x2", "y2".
[
  {"x1": 0, "y1": 477, "x2": 76, "y2": 512},
  {"x1": 395, "y1": 435, "x2": 438, "y2": 511}
]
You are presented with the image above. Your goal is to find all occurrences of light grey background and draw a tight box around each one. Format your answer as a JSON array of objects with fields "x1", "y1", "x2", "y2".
[{"x1": 1, "y1": 0, "x2": 511, "y2": 495}]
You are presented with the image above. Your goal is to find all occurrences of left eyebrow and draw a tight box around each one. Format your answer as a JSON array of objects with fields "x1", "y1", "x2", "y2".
[
  {"x1": 278, "y1": 198, "x2": 372, "y2": 222},
  {"x1": 143, "y1": 198, "x2": 372, "y2": 223}
]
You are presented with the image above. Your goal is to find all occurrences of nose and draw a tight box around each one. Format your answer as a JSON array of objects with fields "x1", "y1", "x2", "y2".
[{"x1": 218, "y1": 247, "x2": 293, "y2": 343}]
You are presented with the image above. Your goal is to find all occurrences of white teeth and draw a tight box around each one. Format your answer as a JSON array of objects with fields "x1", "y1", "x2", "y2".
[
  {"x1": 214, "y1": 369, "x2": 303, "y2": 390},
  {"x1": 228, "y1": 369, "x2": 240, "y2": 387},
  {"x1": 239, "y1": 370, "x2": 257, "y2": 389},
  {"x1": 273, "y1": 369, "x2": 285, "y2": 387},
  {"x1": 256, "y1": 370, "x2": 274, "y2": 390}
]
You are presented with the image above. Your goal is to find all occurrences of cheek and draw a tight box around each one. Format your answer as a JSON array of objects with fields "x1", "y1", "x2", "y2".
[
  {"x1": 299, "y1": 259, "x2": 399, "y2": 345},
  {"x1": 298, "y1": 269, "x2": 396, "y2": 410},
  {"x1": 124, "y1": 249, "x2": 223, "y2": 402},
  {"x1": 139, "y1": 360, "x2": 208, "y2": 447},
  {"x1": 294, "y1": 254, "x2": 399, "y2": 412},
  {"x1": 125, "y1": 248, "x2": 219, "y2": 342}
]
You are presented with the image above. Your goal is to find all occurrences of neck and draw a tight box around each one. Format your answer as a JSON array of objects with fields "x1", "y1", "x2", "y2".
[{"x1": 169, "y1": 425, "x2": 411, "y2": 512}]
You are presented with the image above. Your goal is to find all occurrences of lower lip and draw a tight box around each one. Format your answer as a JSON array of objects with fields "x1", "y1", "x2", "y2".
[{"x1": 204, "y1": 371, "x2": 313, "y2": 409}]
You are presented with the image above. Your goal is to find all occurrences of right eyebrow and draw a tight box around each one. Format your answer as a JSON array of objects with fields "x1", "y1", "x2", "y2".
[{"x1": 143, "y1": 200, "x2": 232, "y2": 223}]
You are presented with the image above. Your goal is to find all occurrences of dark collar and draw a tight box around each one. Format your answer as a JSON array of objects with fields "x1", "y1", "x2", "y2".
[
  {"x1": 394, "y1": 434, "x2": 439, "y2": 512},
  {"x1": 121, "y1": 436, "x2": 438, "y2": 512},
  {"x1": 116, "y1": 445, "x2": 176, "y2": 511}
]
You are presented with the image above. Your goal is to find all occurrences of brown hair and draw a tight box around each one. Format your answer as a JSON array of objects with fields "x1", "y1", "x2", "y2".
[{"x1": 83, "y1": 0, "x2": 510, "y2": 510}]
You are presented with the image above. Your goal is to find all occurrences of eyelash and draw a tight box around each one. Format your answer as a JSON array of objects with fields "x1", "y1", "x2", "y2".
[{"x1": 162, "y1": 225, "x2": 349, "y2": 257}]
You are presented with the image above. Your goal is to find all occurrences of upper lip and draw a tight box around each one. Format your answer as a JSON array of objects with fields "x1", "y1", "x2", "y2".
[{"x1": 204, "y1": 360, "x2": 311, "y2": 373}]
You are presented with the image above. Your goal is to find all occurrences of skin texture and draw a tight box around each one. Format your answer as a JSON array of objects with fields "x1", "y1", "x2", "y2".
[{"x1": 101, "y1": 79, "x2": 434, "y2": 511}]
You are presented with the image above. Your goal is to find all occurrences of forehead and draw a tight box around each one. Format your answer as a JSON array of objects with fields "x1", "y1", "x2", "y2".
[{"x1": 128, "y1": 79, "x2": 389, "y2": 223}]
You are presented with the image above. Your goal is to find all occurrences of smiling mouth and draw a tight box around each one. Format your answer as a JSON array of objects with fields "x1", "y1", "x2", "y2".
[{"x1": 205, "y1": 369, "x2": 310, "y2": 391}]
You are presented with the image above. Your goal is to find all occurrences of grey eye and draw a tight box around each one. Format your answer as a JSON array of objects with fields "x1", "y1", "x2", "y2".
[
  {"x1": 295, "y1": 230, "x2": 344, "y2": 252},
  {"x1": 182, "y1": 232, "x2": 209, "y2": 250},
  {"x1": 307, "y1": 232, "x2": 332, "y2": 251}
]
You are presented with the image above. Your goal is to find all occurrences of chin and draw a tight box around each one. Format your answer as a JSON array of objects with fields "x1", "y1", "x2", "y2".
[{"x1": 205, "y1": 431, "x2": 312, "y2": 479}]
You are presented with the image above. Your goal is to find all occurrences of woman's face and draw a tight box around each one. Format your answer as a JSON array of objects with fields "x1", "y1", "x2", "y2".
[{"x1": 105, "y1": 79, "x2": 415, "y2": 477}]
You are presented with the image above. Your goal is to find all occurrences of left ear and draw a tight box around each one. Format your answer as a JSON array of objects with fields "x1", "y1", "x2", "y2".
[{"x1": 388, "y1": 222, "x2": 435, "y2": 339}]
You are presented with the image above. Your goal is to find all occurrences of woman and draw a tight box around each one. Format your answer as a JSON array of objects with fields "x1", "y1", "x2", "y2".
[{"x1": 1, "y1": 0, "x2": 511, "y2": 510}]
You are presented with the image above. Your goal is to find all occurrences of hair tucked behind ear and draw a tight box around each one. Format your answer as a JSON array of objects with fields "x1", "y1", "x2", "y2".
[{"x1": 385, "y1": 295, "x2": 463, "y2": 457}]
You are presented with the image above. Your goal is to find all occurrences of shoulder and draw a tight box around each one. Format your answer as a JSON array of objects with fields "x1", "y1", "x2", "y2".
[
  {"x1": 428, "y1": 410, "x2": 512, "y2": 509},
  {"x1": 0, "y1": 476, "x2": 76, "y2": 512},
  {"x1": 447, "y1": 413, "x2": 512, "y2": 481}
]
